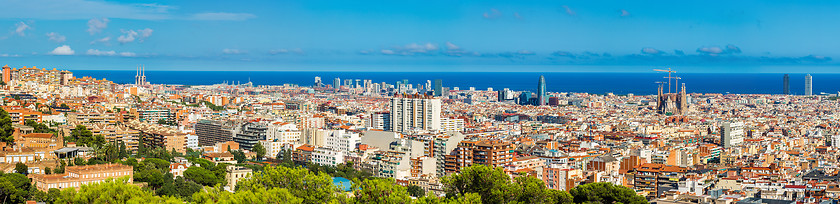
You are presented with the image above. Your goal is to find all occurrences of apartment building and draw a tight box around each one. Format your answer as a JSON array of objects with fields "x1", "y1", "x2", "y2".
[
  {"x1": 389, "y1": 95, "x2": 441, "y2": 133},
  {"x1": 29, "y1": 163, "x2": 133, "y2": 191}
]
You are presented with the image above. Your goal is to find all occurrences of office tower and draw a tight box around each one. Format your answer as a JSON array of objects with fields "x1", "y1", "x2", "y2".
[
  {"x1": 537, "y1": 75, "x2": 546, "y2": 106},
  {"x1": 389, "y1": 94, "x2": 441, "y2": 133},
  {"x1": 805, "y1": 74, "x2": 813, "y2": 96},
  {"x1": 434, "y1": 79, "x2": 443, "y2": 97},
  {"x1": 721, "y1": 122, "x2": 744, "y2": 148},
  {"x1": 333, "y1": 77, "x2": 341, "y2": 92},
  {"x1": 355, "y1": 79, "x2": 361, "y2": 88},
  {"x1": 344, "y1": 79, "x2": 352, "y2": 87},
  {"x1": 783, "y1": 74, "x2": 790, "y2": 95},
  {"x1": 519, "y1": 92, "x2": 532, "y2": 105}
]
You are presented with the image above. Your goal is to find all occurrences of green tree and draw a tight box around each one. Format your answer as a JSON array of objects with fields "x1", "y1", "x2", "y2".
[
  {"x1": 353, "y1": 178, "x2": 412, "y2": 204},
  {"x1": 0, "y1": 108, "x2": 14, "y2": 144},
  {"x1": 183, "y1": 166, "x2": 218, "y2": 186},
  {"x1": 569, "y1": 182, "x2": 647, "y2": 204},
  {"x1": 70, "y1": 125, "x2": 104, "y2": 147},
  {"x1": 407, "y1": 185, "x2": 426, "y2": 198},
  {"x1": 442, "y1": 165, "x2": 516, "y2": 204},
  {"x1": 237, "y1": 165, "x2": 338, "y2": 204},
  {"x1": 252, "y1": 142, "x2": 266, "y2": 161},
  {"x1": 74, "y1": 157, "x2": 86, "y2": 166},
  {"x1": 157, "y1": 176, "x2": 202, "y2": 201},
  {"x1": 0, "y1": 172, "x2": 33, "y2": 203},
  {"x1": 44, "y1": 167, "x2": 51, "y2": 175},
  {"x1": 14, "y1": 163, "x2": 27, "y2": 174},
  {"x1": 192, "y1": 185, "x2": 303, "y2": 204},
  {"x1": 55, "y1": 177, "x2": 182, "y2": 204},
  {"x1": 231, "y1": 150, "x2": 246, "y2": 163}
]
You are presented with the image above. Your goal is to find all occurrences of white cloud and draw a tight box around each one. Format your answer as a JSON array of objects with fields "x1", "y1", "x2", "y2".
[
  {"x1": 86, "y1": 49, "x2": 116, "y2": 56},
  {"x1": 223, "y1": 48, "x2": 246, "y2": 54},
  {"x1": 483, "y1": 9, "x2": 502, "y2": 19},
  {"x1": 15, "y1": 22, "x2": 30, "y2": 36},
  {"x1": 86, "y1": 49, "x2": 136, "y2": 57},
  {"x1": 118, "y1": 28, "x2": 152, "y2": 44},
  {"x1": 49, "y1": 45, "x2": 75, "y2": 55},
  {"x1": 381, "y1": 49, "x2": 395, "y2": 55},
  {"x1": 90, "y1": 36, "x2": 111, "y2": 45},
  {"x1": 269, "y1": 48, "x2": 303, "y2": 55},
  {"x1": 87, "y1": 18, "x2": 109, "y2": 35},
  {"x1": 189, "y1": 12, "x2": 256, "y2": 21},
  {"x1": 0, "y1": 54, "x2": 20, "y2": 57},
  {"x1": 46, "y1": 32, "x2": 66, "y2": 42},
  {"x1": 562, "y1": 5, "x2": 576, "y2": 16},
  {"x1": 445, "y1": 42, "x2": 460, "y2": 50},
  {"x1": 139, "y1": 28, "x2": 153, "y2": 38}
]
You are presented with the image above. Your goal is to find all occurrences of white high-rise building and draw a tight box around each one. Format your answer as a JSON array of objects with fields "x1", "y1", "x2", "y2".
[
  {"x1": 266, "y1": 122, "x2": 301, "y2": 144},
  {"x1": 805, "y1": 74, "x2": 813, "y2": 96},
  {"x1": 721, "y1": 122, "x2": 744, "y2": 148},
  {"x1": 389, "y1": 95, "x2": 441, "y2": 133},
  {"x1": 325, "y1": 130, "x2": 361, "y2": 154}
]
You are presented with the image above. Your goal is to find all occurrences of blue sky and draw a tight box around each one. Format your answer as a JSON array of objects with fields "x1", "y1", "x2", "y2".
[{"x1": 0, "y1": 0, "x2": 838, "y2": 72}]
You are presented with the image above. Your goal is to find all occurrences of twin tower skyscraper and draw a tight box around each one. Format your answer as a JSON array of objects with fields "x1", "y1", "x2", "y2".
[{"x1": 783, "y1": 74, "x2": 813, "y2": 95}]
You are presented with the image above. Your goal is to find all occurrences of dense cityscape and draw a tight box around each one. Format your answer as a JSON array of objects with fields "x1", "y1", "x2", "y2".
[{"x1": 0, "y1": 64, "x2": 834, "y2": 204}]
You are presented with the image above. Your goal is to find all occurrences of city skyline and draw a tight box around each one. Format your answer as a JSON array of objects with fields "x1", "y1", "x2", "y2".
[{"x1": 0, "y1": 0, "x2": 838, "y2": 72}]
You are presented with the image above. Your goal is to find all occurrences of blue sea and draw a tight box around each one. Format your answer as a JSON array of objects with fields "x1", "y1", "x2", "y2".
[{"x1": 71, "y1": 70, "x2": 839, "y2": 95}]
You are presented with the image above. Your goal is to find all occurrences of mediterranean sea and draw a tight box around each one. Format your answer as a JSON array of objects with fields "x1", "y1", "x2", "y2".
[{"x1": 71, "y1": 70, "x2": 840, "y2": 95}]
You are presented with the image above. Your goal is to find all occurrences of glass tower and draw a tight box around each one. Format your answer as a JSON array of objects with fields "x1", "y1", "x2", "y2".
[{"x1": 537, "y1": 75, "x2": 546, "y2": 106}]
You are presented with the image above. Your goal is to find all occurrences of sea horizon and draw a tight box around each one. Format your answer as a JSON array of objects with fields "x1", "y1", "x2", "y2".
[{"x1": 71, "y1": 70, "x2": 839, "y2": 95}]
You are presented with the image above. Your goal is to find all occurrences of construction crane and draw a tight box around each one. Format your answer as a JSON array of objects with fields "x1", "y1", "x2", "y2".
[{"x1": 654, "y1": 68, "x2": 676, "y2": 94}]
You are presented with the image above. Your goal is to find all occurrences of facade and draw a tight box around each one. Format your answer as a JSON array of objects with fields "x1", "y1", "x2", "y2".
[
  {"x1": 195, "y1": 120, "x2": 233, "y2": 147},
  {"x1": 266, "y1": 122, "x2": 301, "y2": 144},
  {"x1": 433, "y1": 79, "x2": 443, "y2": 97},
  {"x1": 440, "y1": 117, "x2": 465, "y2": 133},
  {"x1": 433, "y1": 132, "x2": 465, "y2": 177},
  {"x1": 368, "y1": 112, "x2": 391, "y2": 131},
  {"x1": 225, "y1": 165, "x2": 253, "y2": 190},
  {"x1": 631, "y1": 163, "x2": 688, "y2": 198},
  {"x1": 783, "y1": 74, "x2": 790, "y2": 95},
  {"x1": 138, "y1": 109, "x2": 174, "y2": 124},
  {"x1": 29, "y1": 164, "x2": 133, "y2": 191},
  {"x1": 656, "y1": 83, "x2": 689, "y2": 115},
  {"x1": 389, "y1": 95, "x2": 441, "y2": 133},
  {"x1": 233, "y1": 122, "x2": 267, "y2": 150},
  {"x1": 444, "y1": 140, "x2": 514, "y2": 175},
  {"x1": 325, "y1": 129, "x2": 361, "y2": 154},
  {"x1": 721, "y1": 122, "x2": 744, "y2": 148},
  {"x1": 537, "y1": 75, "x2": 546, "y2": 106},
  {"x1": 312, "y1": 147, "x2": 344, "y2": 166},
  {"x1": 125, "y1": 120, "x2": 187, "y2": 153},
  {"x1": 805, "y1": 74, "x2": 813, "y2": 96}
]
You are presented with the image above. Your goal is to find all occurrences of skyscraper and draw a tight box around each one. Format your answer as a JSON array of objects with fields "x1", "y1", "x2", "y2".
[
  {"x1": 805, "y1": 74, "x2": 813, "y2": 96},
  {"x1": 537, "y1": 75, "x2": 546, "y2": 106},
  {"x1": 783, "y1": 74, "x2": 790, "y2": 95},
  {"x1": 434, "y1": 79, "x2": 443, "y2": 97},
  {"x1": 314, "y1": 76, "x2": 322, "y2": 87},
  {"x1": 333, "y1": 77, "x2": 341, "y2": 92}
]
